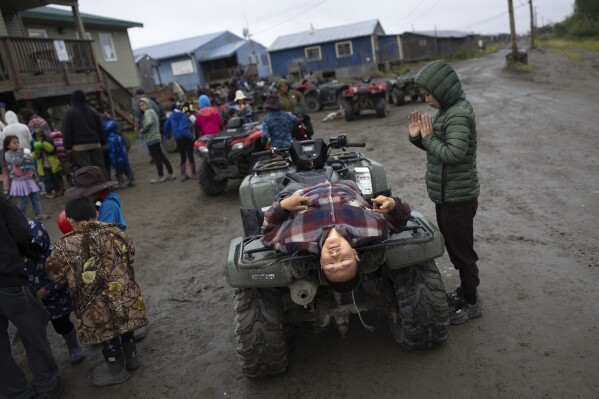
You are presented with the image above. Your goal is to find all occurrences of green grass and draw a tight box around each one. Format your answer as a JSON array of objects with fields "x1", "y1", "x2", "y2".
[
  {"x1": 540, "y1": 38, "x2": 599, "y2": 52},
  {"x1": 506, "y1": 61, "x2": 535, "y2": 72}
]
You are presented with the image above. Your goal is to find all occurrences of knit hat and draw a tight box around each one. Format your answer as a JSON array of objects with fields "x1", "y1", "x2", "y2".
[{"x1": 264, "y1": 94, "x2": 281, "y2": 110}]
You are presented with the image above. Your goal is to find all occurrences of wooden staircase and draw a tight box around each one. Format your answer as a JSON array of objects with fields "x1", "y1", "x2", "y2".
[{"x1": 87, "y1": 65, "x2": 135, "y2": 131}]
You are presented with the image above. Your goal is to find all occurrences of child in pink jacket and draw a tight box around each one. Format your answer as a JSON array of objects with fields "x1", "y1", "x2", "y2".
[{"x1": 194, "y1": 95, "x2": 222, "y2": 136}]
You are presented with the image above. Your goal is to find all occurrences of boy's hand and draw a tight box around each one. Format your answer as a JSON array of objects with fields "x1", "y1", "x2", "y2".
[
  {"x1": 280, "y1": 194, "x2": 310, "y2": 212},
  {"x1": 37, "y1": 287, "x2": 48, "y2": 300},
  {"x1": 408, "y1": 111, "x2": 422, "y2": 137},
  {"x1": 371, "y1": 196, "x2": 396, "y2": 214},
  {"x1": 419, "y1": 113, "x2": 433, "y2": 138}
]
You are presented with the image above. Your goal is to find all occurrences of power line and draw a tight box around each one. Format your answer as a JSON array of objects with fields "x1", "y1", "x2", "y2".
[
  {"x1": 390, "y1": 0, "x2": 428, "y2": 26},
  {"x1": 252, "y1": 0, "x2": 330, "y2": 35}
]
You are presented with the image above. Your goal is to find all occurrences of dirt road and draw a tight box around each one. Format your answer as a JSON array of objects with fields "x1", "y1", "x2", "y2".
[{"x1": 27, "y1": 47, "x2": 599, "y2": 398}]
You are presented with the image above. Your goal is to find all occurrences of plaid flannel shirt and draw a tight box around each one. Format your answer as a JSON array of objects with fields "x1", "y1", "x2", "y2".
[{"x1": 261, "y1": 180, "x2": 412, "y2": 254}]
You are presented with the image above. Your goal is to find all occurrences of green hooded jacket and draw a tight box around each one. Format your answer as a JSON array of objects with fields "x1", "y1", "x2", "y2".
[
  {"x1": 410, "y1": 60, "x2": 479, "y2": 204},
  {"x1": 139, "y1": 97, "x2": 161, "y2": 145}
]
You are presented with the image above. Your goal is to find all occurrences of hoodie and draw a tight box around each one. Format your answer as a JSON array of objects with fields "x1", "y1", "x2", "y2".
[
  {"x1": 61, "y1": 90, "x2": 106, "y2": 150},
  {"x1": 139, "y1": 97, "x2": 161, "y2": 145},
  {"x1": 3, "y1": 111, "x2": 32, "y2": 150},
  {"x1": 163, "y1": 110, "x2": 193, "y2": 141}
]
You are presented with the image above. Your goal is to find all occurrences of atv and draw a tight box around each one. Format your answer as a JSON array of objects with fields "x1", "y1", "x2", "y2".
[
  {"x1": 293, "y1": 79, "x2": 350, "y2": 113},
  {"x1": 387, "y1": 73, "x2": 424, "y2": 106},
  {"x1": 226, "y1": 135, "x2": 449, "y2": 378},
  {"x1": 341, "y1": 79, "x2": 388, "y2": 121},
  {"x1": 193, "y1": 117, "x2": 266, "y2": 196}
]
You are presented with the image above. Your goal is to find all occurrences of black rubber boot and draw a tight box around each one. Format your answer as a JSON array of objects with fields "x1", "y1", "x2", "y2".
[{"x1": 122, "y1": 340, "x2": 141, "y2": 370}]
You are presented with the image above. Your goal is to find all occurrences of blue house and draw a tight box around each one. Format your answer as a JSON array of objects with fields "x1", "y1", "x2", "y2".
[
  {"x1": 268, "y1": 19, "x2": 386, "y2": 81},
  {"x1": 133, "y1": 31, "x2": 269, "y2": 91}
]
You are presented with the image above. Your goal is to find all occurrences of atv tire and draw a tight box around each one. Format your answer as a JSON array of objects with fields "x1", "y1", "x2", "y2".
[
  {"x1": 392, "y1": 87, "x2": 405, "y2": 106},
  {"x1": 375, "y1": 97, "x2": 388, "y2": 118},
  {"x1": 304, "y1": 93, "x2": 321, "y2": 113},
  {"x1": 344, "y1": 101, "x2": 355, "y2": 121},
  {"x1": 198, "y1": 162, "x2": 228, "y2": 196},
  {"x1": 233, "y1": 288, "x2": 288, "y2": 378},
  {"x1": 388, "y1": 261, "x2": 449, "y2": 350}
]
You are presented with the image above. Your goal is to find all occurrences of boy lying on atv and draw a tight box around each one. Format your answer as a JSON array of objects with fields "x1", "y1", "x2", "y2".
[{"x1": 260, "y1": 179, "x2": 412, "y2": 291}]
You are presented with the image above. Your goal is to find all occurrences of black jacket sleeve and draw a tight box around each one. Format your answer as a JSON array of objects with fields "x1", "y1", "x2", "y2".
[{"x1": 409, "y1": 134, "x2": 426, "y2": 151}]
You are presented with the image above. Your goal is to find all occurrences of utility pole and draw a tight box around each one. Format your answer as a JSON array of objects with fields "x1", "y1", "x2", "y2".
[
  {"x1": 508, "y1": 0, "x2": 519, "y2": 60},
  {"x1": 529, "y1": 0, "x2": 535, "y2": 47}
]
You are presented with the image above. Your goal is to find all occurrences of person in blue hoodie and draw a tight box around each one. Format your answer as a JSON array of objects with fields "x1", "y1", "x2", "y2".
[
  {"x1": 104, "y1": 114, "x2": 135, "y2": 188},
  {"x1": 163, "y1": 103, "x2": 196, "y2": 181}
]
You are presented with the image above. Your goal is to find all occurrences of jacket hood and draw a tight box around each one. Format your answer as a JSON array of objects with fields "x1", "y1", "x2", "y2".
[
  {"x1": 138, "y1": 97, "x2": 154, "y2": 110},
  {"x1": 5, "y1": 111, "x2": 19, "y2": 125},
  {"x1": 199, "y1": 95, "x2": 211, "y2": 109},
  {"x1": 414, "y1": 60, "x2": 464, "y2": 109},
  {"x1": 70, "y1": 89, "x2": 87, "y2": 105}
]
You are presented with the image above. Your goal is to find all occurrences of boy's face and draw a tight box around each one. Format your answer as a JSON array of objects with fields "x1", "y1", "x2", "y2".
[
  {"x1": 35, "y1": 134, "x2": 43, "y2": 142},
  {"x1": 320, "y1": 228, "x2": 360, "y2": 283},
  {"x1": 421, "y1": 90, "x2": 440, "y2": 109}
]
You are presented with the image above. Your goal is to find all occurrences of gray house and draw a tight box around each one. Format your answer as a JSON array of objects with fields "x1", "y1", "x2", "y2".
[
  {"x1": 398, "y1": 31, "x2": 478, "y2": 62},
  {"x1": 133, "y1": 31, "x2": 270, "y2": 91},
  {"x1": 0, "y1": 1, "x2": 142, "y2": 127}
]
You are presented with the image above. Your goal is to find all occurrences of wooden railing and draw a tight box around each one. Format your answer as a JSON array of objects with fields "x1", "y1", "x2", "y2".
[
  {"x1": 0, "y1": 37, "x2": 99, "y2": 97},
  {"x1": 98, "y1": 65, "x2": 134, "y2": 128}
]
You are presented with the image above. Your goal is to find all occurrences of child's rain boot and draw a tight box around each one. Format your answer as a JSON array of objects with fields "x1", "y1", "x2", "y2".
[
  {"x1": 62, "y1": 327, "x2": 85, "y2": 364},
  {"x1": 92, "y1": 349, "x2": 130, "y2": 387}
]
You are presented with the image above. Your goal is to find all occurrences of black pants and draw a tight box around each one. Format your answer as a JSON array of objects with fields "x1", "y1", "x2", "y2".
[
  {"x1": 148, "y1": 143, "x2": 173, "y2": 177},
  {"x1": 435, "y1": 198, "x2": 480, "y2": 297},
  {"x1": 177, "y1": 137, "x2": 195, "y2": 167},
  {"x1": 50, "y1": 313, "x2": 74, "y2": 335},
  {"x1": 101, "y1": 331, "x2": 135, "y2": 353},
  {"x1": 43, "y1": 167, "x2": 62, "y2": 193},
  {"x1": 0, "y1": 286, "x2": 59, "y2": 398},
  {"x1": 115, "y1": 164, "x2": 135, "y2": 184}
]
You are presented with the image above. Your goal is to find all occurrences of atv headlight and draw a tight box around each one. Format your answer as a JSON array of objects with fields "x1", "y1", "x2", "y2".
[
  {"x1": 198, "y1": 146, "x2": 209, "y2": 154},
  {"x1": 354, "y1": 167, "x2": 373, "y2": 195},
  {"x1": 231, "y1": 142, "x2": 245, "y2": 151}
]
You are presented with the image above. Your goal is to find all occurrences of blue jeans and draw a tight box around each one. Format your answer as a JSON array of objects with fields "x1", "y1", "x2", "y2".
[{"x1": 18, "y1": 192, "x2": 42, "y2": 216}]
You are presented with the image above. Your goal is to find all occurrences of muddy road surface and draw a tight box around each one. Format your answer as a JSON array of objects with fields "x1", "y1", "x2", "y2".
[{"x1": 23, "y1": 47, "x2": 599, "y2": 398}]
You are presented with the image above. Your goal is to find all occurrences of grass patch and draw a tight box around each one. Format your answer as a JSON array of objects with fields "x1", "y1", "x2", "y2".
[
  {"x1": 541, "y1": 38, "x2": 599, "y2": 52},
  {"x1": 546, "y1": 47, "x2": 586, "y2": 60},
  {"x1": 506, "y1": 61, "x2": 535, "y2": 72}
]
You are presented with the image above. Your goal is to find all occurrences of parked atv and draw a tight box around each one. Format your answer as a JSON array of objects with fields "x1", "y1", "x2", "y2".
[
  {"x1": 342, "y1": 79, "x2": 388, "y2": 121},
  {"x1": 293, "y1": 79, "x2": 349, "y2": 113},
  {"x1": 226, "y1": 135, "x2": 449, "y2": 378},
  {"x1": 193, "y1": 117, "x2": 266, "y2": 196},
  {"x1": 387, "y1": 73, "x2": 424, "y2": 106}
]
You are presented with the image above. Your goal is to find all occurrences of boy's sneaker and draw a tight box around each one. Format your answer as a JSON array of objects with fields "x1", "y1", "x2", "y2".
[
  {"x1": 446, "y1": 287, "x2": 465, "y2": 306},
  {"x1": 150, "y1": 176, "x2": 166, "y2": 184},
  {"x1": 180, "y1": 174, "x2": 189, "y2": 182},
  {"x1": 34, "y1": 213, "x2": 49, "y2": 220},
  {"x1": 449, "y1": 299, "x2": 482, "y2": 325},
  {"x1": 167, "y1": 174, "x2": 177, "y2": 181}
]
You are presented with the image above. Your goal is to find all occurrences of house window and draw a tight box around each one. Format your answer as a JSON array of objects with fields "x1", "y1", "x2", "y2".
[
  {"x1": 419, "y1": 39, "x2": 428, "y2": 47},
  {"x1": 336, "y1": 41, "x2": 353, "y2": 58},
  {"x1": 171, "y1": 59, "x2": 194, "y2": 76},
  {"x1": 28, "y1": 29, "x2": 48, "y2": 38},
  {"x1": 99, "y1": 33, "x2": 117, "y2": 61},
  {"x1": 305, "y1": 46, "x2": 322, "y2": 61}
]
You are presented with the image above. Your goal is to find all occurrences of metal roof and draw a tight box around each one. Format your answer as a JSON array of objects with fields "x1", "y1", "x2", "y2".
[
  {"x1": 21, "y1": 6, "x2": 143, "y2": 28},
  {"x1": 404, "y1": 30, "x2": 475, "y2": 38},
  {"x1": 198, "y1": 40, "x2": 247, "y2": 62},
  {"x1": 268, "y1": 19, "x2": 382, "y2": 52},
  {"x1": 133, "y1": 32, "x2": 227, "y2": 60}
]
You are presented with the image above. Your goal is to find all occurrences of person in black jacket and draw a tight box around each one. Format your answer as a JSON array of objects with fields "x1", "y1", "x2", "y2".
[
  {"x1": 291, "y1": 106, "x2": 314, "y2": 141},
  {"x1": 0, "y1": 195, "x2": 63, "y2": 399},
  {"x1": 61, "y1": 89, "x2": 107, "y2": 178}
]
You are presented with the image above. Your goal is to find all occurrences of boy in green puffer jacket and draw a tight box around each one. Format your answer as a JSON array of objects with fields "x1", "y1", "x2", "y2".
[
  {"x1": 138, "y1": 97, "x2": 175, "y2": 183},
  {"x1": 407, "y1": 60, "x2": 481, "y2": 325}
]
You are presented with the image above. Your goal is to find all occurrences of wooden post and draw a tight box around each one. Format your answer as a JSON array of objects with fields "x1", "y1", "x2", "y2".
[
  {"x1": 529, "y1": 0, "x2": 535, "y2": 47},
  {"x1": 71, "y1": 1, "x2": 86, "y2": 40},
  {"x1": 508, "y1": 0, "x2": 519, "y2": 60}
]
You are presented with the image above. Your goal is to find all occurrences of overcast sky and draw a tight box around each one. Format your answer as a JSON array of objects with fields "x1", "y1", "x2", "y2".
[{"x1": 71, "y1": 0, "x2": 575, "y2": 50}]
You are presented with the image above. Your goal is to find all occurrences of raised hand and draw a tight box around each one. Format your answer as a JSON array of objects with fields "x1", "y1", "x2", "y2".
[
  {"x1": 419, "y1": 113, "x2": 433, "y2": 138},
  {"x1": 408, "y1": 111, "x2": 422, "y2": 137}
]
